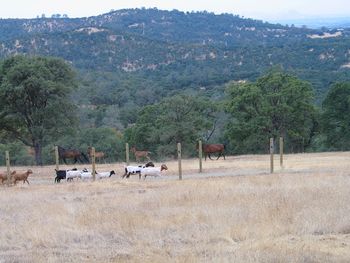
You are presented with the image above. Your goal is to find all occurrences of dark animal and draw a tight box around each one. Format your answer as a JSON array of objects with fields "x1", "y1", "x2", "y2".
[
  {"x1": 55, "y1": 169, "x2": 67, "y2": 183},
  {"x1": 122, "y1": 161, "x2": 155, "y2": 179},
  {"x1": 55, "y1": 168, "x2": 79, "y2": 183},
  {"x1": 199, "y1": 143, "x2": 226, "y2": 161},
  {"x1": 130, "y1": 146, "x2": 151, "y2": 162},
  {"x1": 57, "y1": 146, "x2": 89, "y2": 164}
]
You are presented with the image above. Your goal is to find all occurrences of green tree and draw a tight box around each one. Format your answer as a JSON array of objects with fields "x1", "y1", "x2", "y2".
[
  {"x1": 0, "y1": 55, "x2": 78, "y2": 165},
  {"x1": 225, "y1": 71, "x2": 316, "y2": 153},
  {"x1": 125, "y1": 94, "x2": 217, "y2": 158},
  {"x1": 321, "y1": 82, "x2": 350, "y2": 150}
]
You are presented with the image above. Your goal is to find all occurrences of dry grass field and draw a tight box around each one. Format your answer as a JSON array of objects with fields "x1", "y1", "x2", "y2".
[{"x1": 1, "y1": 152, "x2": 350, "y2": 262}]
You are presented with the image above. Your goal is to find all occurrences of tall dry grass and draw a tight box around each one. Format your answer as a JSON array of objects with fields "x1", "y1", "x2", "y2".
[{"x1": 0, "y1": 152, "x2": 350, "y2": 262}]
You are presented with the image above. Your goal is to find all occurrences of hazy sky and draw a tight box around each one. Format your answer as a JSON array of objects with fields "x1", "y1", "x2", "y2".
[{"x1": 0, "y1": 0, "x2": 349, "y2": 20}]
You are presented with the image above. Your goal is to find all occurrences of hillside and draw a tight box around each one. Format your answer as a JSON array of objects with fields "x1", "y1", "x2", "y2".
[{"x1": 1, "y1": 8, "x2": 350, "y2": 124}]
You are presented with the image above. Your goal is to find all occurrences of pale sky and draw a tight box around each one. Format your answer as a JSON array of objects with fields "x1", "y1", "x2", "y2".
[{"x1": 0, "y1": 0, "x2": 349, "y2": 20}]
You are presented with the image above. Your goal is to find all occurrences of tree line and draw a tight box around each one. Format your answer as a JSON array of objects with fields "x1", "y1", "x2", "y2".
[{"x1": 0, "y1": 55, "x2": 349, "y2": 165}]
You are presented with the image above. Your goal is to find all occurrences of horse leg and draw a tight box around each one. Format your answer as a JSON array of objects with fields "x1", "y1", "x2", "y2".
[
  {"x1": 217, "y1": 153, "x2": 221, "y2": 160},
  {"x1": 208, "y1": 154, "x2": 213, "y2": 160},
  {"x1": 62, "y1": 157, "x2": 68, "y2": 165}
]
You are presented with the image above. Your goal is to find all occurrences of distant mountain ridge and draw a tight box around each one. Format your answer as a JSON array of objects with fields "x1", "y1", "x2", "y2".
[
  {"x1": 271, "y1": 17, "x2": 350, "y2": 29},
  {"x1": 0, "y1": 8, "x2": 349, "y2": 105}
]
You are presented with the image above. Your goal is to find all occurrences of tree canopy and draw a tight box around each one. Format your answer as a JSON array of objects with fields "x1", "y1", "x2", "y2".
[
  {"x1": 321, "y1": 82, "x2": 350, "y2": 150},
  {"x1": 225, "y1": 71, "x2": 316, "y2": 153},
  {"x1": 0, "y1": 55, "x2": 77, "y2": 164},
  {"x1": 125, "y1": 94, "x2": 218, "y2": 158}
]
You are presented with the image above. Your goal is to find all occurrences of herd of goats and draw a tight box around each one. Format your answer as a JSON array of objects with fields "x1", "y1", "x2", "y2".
[
  {"x1": 54, "y1": 161, "x2": 168, "y2": 183},
  {"x1": 0, "y1": 143, "x2": 226, "y2": 186},
  {"x1": 0, "y1": 161, "x2": 168, "y2": 185}
]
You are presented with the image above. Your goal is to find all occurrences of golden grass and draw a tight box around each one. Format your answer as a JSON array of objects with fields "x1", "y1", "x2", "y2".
[{"x1": 0, "y1": 152, "x2": 350, "y2": 262}]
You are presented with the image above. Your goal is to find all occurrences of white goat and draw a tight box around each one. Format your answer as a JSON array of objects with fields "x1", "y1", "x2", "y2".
[
  {"x1": 140, "y1": 164, "x2": 168, "y2": 180},
  {"x1": 80, "y1": 170, "x2": 114, "y2": 180},
  {"x1": 80, "y1": 171, "x2": 95, "y2": 180},
  {"x1": 96, "y1": 170, "x2": 115, "y2": 179},
  {"x1": 66, "y1": 168, "x2": 88, "y2": 181},
  {"x1": 122, "y1": 162, "x2": 155, "y2": 179}
]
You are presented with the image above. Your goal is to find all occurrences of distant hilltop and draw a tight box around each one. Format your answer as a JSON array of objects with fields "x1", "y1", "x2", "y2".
[
  {"x1": 270, "y1": 16, "x2": 350, "y2": 29},
  {"x1": 0, "y1": 8, "x2": 349, "y2": 103}
]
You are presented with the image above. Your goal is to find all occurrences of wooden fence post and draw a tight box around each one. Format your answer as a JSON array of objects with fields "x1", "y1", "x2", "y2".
[
  {"x1": 270, "y1": 138, "x2": 274, "y2": 174},
  {"x1": 198, "y1": 140, "x2": 203, "y2": 173},
  {"x1": 5, "y1": 151, "x2": 11, "y2": 186},
  {"x1": 177, "y1": 142, "x2": 182, "y2": 180},
  {"x1": 54, "y1": 146, "x2": 59, "y2": 171},
  {"x1": 91, "y1": 147, "x2": 96, "y2": 181},
  {"x1": 125, "y1": 143, "x2": 129, "y2": 165},
  {"x1": 280, "y1": 137, "x2": 284, "y2": 168}
]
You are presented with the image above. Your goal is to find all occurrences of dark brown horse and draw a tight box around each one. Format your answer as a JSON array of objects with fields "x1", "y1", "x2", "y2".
[
  {"x1": 199, "y1": 143, "x2": 226, "y2": 161},
  {"x1": 57, "y1": 146, "x2": 89, "y2": 164}
]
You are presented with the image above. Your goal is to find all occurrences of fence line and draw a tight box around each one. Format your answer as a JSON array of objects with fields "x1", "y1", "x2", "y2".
[
  {"x1": 198, "y1": 140, "x2": 203, "y2": 173},
  {"x1": 177, "y1": 143, "x2": 182, "y2": 180},
  {"x1": 3, "y1": 138, "x2": 285, "y2": 181},
  {"x1": 125, "y1": 143, "x2": 130, "y2": 166},
  {"x1": 280, "y1": 137, "x2": 284, "y2": 168},
  {"x1": 54, "y1": 146, "x2": 59, "y2": 171},
  {"x1": 91, "y1": 147, "x2": 96, "y2": 181},
  {"x1": 6, "y1": 151, "x2": 11, "y2": 186},
  {"x1": 270, "y1": 138, "x2": 274, "y2": 173}
]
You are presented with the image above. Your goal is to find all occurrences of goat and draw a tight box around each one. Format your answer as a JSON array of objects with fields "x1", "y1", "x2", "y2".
[
  {"x1": 54, "y1": 169, "x2": 67, "y2": 183},
  {"x1": 96, "y1": 170, "x2": 115, "y2": 179},
  {"x1": 80, "y1": 170, "x2": 115, "y2": 180},
  {"x1": 0, "y1": 171, "x2": 16, "y2": 184},
  {"x1": 140, "y1": 164, "x2": 168, "y2": 180},
  {"x1": 122, "y1": 161, "x2": 155, "y2": 179},
  {"x1": 80, "y1": 170, "x2": 97, "y2": 180},
  {"x1": 12, "y1": 169, "x2": 33, "y2": 185},
  {"x1": 66, "y1": 168, "x2": 88, "y2": 182},
  {"x1": 54, "y1": 168, "x2": 84, "y2": 183}
]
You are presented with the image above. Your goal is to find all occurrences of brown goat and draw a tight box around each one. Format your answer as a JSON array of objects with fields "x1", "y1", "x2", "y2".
[
  {"x1": 12, "y1": 169, "x2": 33, "y2": 185},
  {"x1": 0, "y1": 171, "x2": 16, "y2": 184}
]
